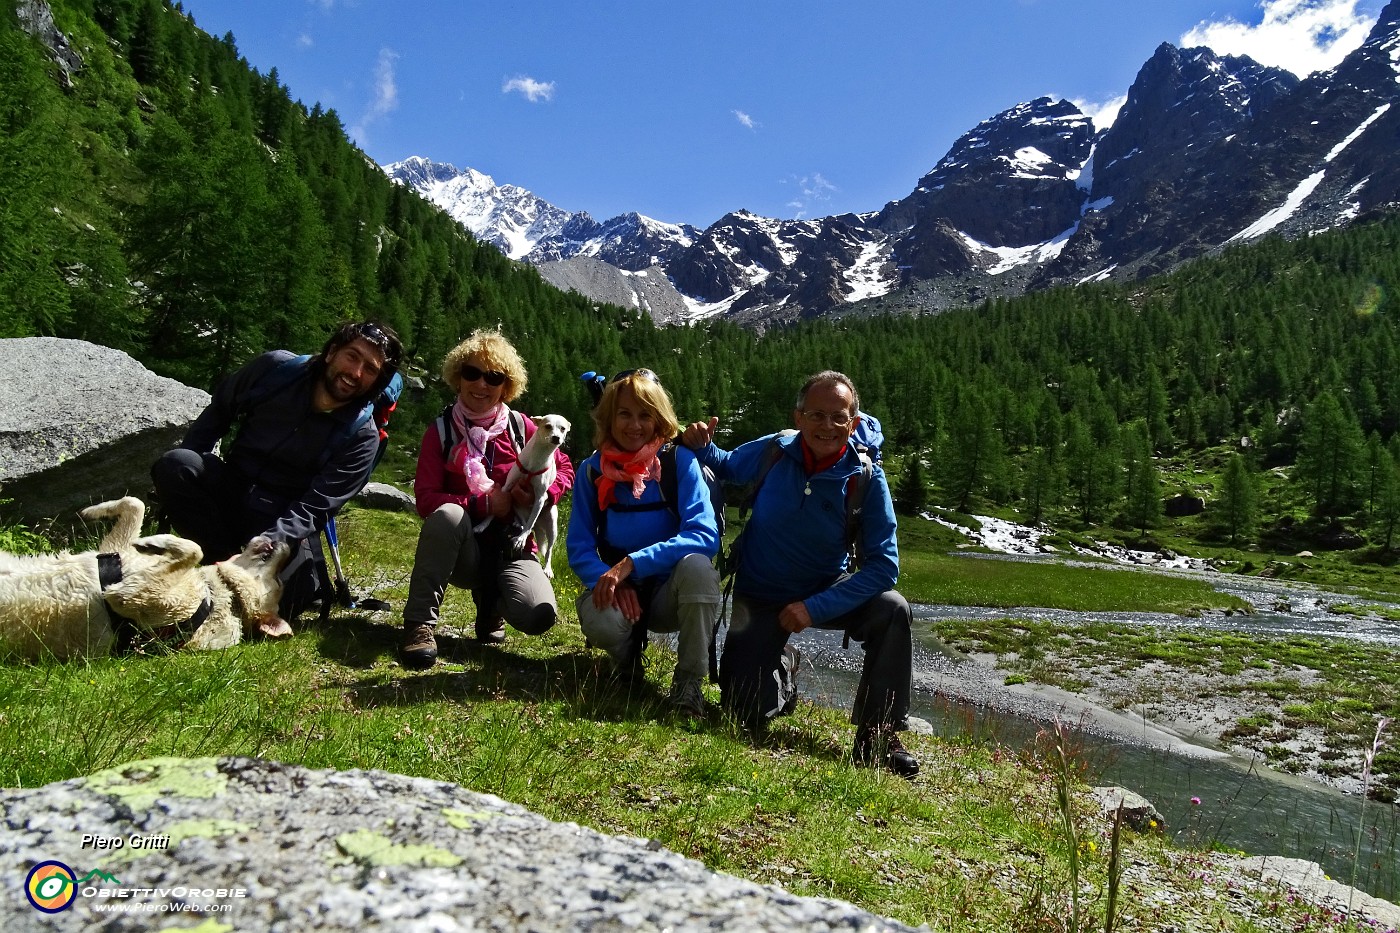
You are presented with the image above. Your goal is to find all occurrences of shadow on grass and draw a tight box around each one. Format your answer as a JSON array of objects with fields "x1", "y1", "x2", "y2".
[{"x1": 304, "y1": 609, "x2": 857, "y2": 765}]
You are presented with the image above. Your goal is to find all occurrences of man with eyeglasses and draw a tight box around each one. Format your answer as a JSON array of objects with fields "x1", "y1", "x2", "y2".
[
  {"x1": 682, "y1": 370, "x2": 918, "y2": 778},
  {"x1": 152, "y1": 320, "x2": 403, "y2": 627}
]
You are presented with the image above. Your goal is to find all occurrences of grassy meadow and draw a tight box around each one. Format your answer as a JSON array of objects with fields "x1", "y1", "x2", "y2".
[{"x1": 2, "y1": 501, "x2": 1398, "y2": 931}]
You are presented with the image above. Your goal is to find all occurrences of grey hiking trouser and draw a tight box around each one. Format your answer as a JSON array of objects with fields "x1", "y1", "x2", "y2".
[
  {"x1": 720, "y1": 586, "x2": 912, "y2": 731},
  {"x1": 576, "y1": 553, "x2": 721, "y2": 686},
  {"x1": 404, "y1": 503, "x2": 557, "y2": 634}
]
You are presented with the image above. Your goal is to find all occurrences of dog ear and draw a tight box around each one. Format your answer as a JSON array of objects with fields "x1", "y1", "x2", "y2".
[{"x1": 532, "y1": 415, "x2": 545, "y2": 427}]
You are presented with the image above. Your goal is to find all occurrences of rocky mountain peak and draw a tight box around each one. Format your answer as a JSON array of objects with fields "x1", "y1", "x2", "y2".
[
  {"x1": 1091, "y1": 43, "x2": 1298, "y2": 202},
  {"x1": 394, "y1": 5, "x2": 1400, "y2": 327}
]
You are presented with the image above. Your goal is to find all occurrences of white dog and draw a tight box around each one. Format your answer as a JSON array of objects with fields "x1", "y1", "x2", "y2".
[
  {"x1": 0, "y1": 497, "x2": 290, "y2": 660},
  {"x1": 474, "y1": 414, "x2": 570, "y2": 577}
]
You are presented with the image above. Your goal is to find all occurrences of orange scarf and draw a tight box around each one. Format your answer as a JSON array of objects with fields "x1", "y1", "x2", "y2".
[{"x1": 596, "y1": 438, "x2": 665, "y2": 510}]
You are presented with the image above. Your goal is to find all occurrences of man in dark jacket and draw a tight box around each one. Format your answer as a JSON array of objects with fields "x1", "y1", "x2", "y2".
[{"x1": 151, "y1": 321, "x2": 402, "y2": 627}]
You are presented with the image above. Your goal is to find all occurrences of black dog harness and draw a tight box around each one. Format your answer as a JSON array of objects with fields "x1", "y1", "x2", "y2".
[{"x1": 97, "y1": 552, "x2": 214, "y2": 654}]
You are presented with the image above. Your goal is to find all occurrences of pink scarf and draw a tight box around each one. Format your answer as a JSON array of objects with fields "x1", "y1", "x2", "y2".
[
  {"x1": 448, "y1": 402, "x2": 509, "y2": 496},
  {"x1": 596, "y1": 438, "x2": 666, "y2": 510}
]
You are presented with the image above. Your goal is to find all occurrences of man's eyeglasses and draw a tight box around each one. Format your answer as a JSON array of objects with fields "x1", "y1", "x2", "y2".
[
  {"x1": 461, "y1": 364, "x2": 507, "y2": 386},
  {"x1": 800, "y1": 410, "x2": 854, "y2": 428}
]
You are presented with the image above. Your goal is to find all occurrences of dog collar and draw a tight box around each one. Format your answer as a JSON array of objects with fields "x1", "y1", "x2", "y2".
[
  {"x1": 98, "y1": 552, "x2": 142, "y2": 653},
  {"x1": 98, "y1": 552, "x2": 213, "y2": 654},
  {"x1": 521, "y1": 465, "x2": 551, "y2": 477}
]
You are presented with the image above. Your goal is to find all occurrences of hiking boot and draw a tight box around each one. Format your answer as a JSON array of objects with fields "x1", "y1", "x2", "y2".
[
  {"x1": 669, "y1": 678, "x2": 707, "y2": 720},
  {"x1": 778, "y1": 644, "x2": 801, "y2": 716},
  {"x1": 475, "y1": 616, "x2": 506, "y2": 644},
  {"x1": 401, "y1": 622, "x2": 438, "y2": 670},
  {"x1": 853, "y1": 725, "x2": 920, "y2": 780},
  {"x1": 613, "y1": 649, "x2": 646, "y2": 685}
]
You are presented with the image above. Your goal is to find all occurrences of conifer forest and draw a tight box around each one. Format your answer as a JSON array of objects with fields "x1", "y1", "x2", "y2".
[{"x1": 6, "y1": 0, "x2": 1400, "y2": 556}]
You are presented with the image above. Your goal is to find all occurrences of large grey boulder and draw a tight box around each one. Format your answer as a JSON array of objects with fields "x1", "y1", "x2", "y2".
[
  {"x1": 1, "y1": 757, "x2": 916, "y2": 932},
  {"x1": 0, "y1": 338, "x2": 209, "y2": 523}
]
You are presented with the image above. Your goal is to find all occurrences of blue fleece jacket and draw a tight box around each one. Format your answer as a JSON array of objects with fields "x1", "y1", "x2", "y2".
[
  {"x1": 698, "y1": 432, "x2": 899, "y2": 623},
  {"x1": 566, "y1": 444, "x2": 719, "y2": 590}
]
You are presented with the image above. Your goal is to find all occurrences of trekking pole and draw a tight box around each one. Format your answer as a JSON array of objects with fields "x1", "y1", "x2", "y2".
[
  {"x1": 323, "y1": 517, "x2": 355, "y2": 608},
  {"x1": 322, "y1": 517, "x2": 393, "y2": 613}
]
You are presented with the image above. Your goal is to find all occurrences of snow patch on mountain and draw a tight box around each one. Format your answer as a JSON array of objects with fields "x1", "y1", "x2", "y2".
[
  {"x1": 1230, "y1": 172, "x2": 1326, "y2": 241},
  {"x1": 958, "y1": 226, "x2": 1077, "y2": 275},
  {"x1": 844, "y1": 240, "x2": 894, "y2": 300},
  {"x1": 1231, "y1": 102, "x2": 1391, "y2": 243},
  {"x1": 1325, "y1": 103, "x2": 1391, "y2": 161}
]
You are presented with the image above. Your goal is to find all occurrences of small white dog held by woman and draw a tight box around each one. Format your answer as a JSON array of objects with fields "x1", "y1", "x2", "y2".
[{"x1": 399, "y1": 329, "x2": 575, "y2": 669}]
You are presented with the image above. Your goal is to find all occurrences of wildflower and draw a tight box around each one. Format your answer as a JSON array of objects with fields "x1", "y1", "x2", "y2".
[{"x1": 1190, "y1": 796, "x2": 1201, "y2": 805}]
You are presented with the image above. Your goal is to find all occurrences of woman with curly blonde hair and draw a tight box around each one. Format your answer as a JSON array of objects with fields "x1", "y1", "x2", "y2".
[{"x1": 400, "y1": 329, "x2": 574, "y2": 669}]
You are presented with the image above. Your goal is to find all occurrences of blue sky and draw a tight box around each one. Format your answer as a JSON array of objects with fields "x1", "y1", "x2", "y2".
[{"x1": 178, "y1": 0, "x2": 1386, "y2": 228}]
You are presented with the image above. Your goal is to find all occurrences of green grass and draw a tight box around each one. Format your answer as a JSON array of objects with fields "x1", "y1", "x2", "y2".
[
  {"x1": 2, "y1": 504, "x2": 1396, "y2": 930},
  {"x1": 898, "y1": 549, "x2": 1247, "y2": 614}
]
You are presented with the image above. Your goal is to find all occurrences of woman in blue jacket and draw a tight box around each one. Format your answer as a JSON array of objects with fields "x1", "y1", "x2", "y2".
[{"x1": 566, "y1": 369, "x2": 721, "y2": 718}]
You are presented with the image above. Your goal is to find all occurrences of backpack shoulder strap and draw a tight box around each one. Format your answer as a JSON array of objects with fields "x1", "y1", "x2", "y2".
[
  {"x1": 739, "y1": 434, "x2": 790, "y2": 521},
  {"x1": 659, "y1": 443, "x2": 679, "y2": 512},
  {"x1": 508, "y1": 410, "x2": 528, "y2": 452},
  {"x1": 844, "y1": 448, "x2": 875, "y2": 564},
  {"x1": 584, "y1": 458, "x2": 610, "y2": 544},
  {"x1": 435, "y1": 404, "x2": 456, "y2": 460},
  {"x1": 237, "y1": 354, "x2": 312, "y2": 416}
]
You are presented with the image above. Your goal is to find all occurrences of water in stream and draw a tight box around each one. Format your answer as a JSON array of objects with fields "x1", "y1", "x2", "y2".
[{"x1": 757, "y1": 567, "x2": 1400, "y2": 902}]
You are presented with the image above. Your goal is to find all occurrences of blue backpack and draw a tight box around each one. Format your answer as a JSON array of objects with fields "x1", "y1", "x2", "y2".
[{"x1": 853, "y1": 411, "x2": 884, "y2": 463}]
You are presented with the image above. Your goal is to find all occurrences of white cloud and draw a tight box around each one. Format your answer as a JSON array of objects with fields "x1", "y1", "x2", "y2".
[
  {"x1": 733, "y1": 109, "x2": 759, "y2": 130},
  {"x1": 1072, "y1": 94, "x2": 1128, "y2": 131},
  {"x1": 297, "y1": 33, "x2": 314, "y2": 48},
  {"x1": 350, "y1": 48, "x2": 399, "y2": 147},
  {"x1": 503, "y1": 76, "x2": 555, "y2": 103},
  {"x1": 781, "y1": 172, "x2": 837, "y2": 219},
  {"x1": 1181, "y1": 0, "x2": 1378, "y2": 77}
]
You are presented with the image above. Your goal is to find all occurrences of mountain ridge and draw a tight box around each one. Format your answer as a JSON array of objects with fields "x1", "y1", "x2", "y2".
[{"x1": 388, "y1": 0, "x2": 1400, "y2": 325}]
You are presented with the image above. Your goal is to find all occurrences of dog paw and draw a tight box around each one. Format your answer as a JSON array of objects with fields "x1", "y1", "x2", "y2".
[{"x1": 256, "y1": 616, "x2": 293, "y2": 639}]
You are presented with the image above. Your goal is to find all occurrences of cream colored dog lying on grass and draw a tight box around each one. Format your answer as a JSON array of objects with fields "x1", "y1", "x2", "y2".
[{"x1": 0, "y1": 496, "x2": 291, "y2": 660}]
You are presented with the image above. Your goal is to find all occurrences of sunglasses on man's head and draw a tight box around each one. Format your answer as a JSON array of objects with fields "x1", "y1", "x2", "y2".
[
  {"x1": 352, "y1": 322, "x2": 397, "y2": 364},
  {"x1": 461, "y1": 364, "x2": 507, "y2": 386}
]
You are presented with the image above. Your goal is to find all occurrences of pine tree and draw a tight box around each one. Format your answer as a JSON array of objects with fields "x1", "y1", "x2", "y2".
[
  {"x1": 1120, "y1": 420, "x2": 1162, "y2": 537},
  {"x1": 1217, "y1": 453, "x2": 1259, "y2": 546},
  {"x1": 1373, "y1": 451, "x2": 1400, "y2": 552},
  {"x1": 1363, "y1": 430, "x2": 1389, "y2": 521},
  {"x1": 895, "y1": 451, "x2": 928, "y2": 516},
  {"x1": 1293, "y1": 390, "x2": 1364, "y2": 518},
  {"x1": 937, "y1": 390, "x2": 1005, "y2": 513}
]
